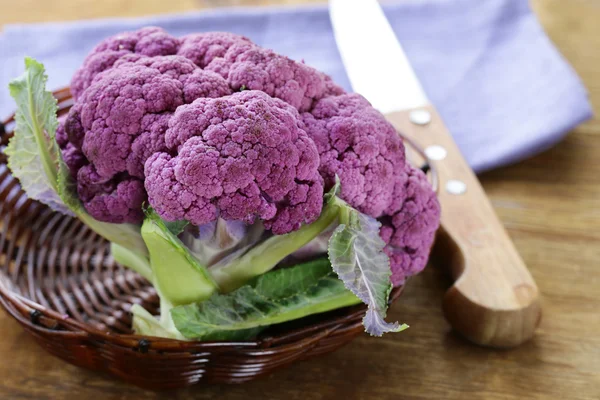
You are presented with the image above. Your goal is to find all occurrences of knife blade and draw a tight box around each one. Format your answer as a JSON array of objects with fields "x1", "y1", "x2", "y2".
[
  {"x1": 329, "y1": 0, "x2": 541, "y2": 348},
  {"x1": 329, "y1": 0, "x2": 427, "y2": 113}
]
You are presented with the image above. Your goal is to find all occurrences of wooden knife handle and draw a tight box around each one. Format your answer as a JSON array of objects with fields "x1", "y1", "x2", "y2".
[{"x1": 386, "y1": 106, "x2": 542, "y2": 348}]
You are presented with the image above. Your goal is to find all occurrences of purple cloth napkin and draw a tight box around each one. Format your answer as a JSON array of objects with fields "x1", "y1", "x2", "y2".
[{"x1": 0, "y1": 0, "x2": 592, "y2": 172}]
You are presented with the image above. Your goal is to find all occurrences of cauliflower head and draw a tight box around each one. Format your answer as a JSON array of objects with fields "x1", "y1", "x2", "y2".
[{"x1": 60, "y1": 27, "x2": 440, "y2": 285}]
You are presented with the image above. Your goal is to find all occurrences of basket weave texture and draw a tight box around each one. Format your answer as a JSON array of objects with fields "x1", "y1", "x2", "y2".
[{"x1": 0, "y1": 88, "x2": 406, "y2": 390}]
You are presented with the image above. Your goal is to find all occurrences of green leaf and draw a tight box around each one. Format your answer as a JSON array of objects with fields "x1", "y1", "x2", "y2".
[
  {"x1": 163, "y1": 220, "x2": 189, "y2": 236},
  {"x1": 171, "y1": 258, "x2": 361, "y2": 341},
  {"x1": 56, "y1": 150, "x2": 84, "y2": 214},
  {"x1": 130, "y1": 304, "x2": 184, "y2": 340},
  {"x1": 328, "y1": 207, "x2": 407, "y2": 336},
  {"x1": 142, "y1": 209, "x2": 218, "y2": 306},
  {"x1": 5, "y1": 57, "x2": 71, "y2": 215}
]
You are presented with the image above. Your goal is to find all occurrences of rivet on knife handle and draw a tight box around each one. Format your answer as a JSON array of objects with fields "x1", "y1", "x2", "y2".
[{"x1": 387, "y1": 106, "x2": 542, "y2": 348}]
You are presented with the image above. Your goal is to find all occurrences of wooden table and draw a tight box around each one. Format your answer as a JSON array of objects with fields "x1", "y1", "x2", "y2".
[{"x1": 0, "y1": 0, "x2": 598, "y2": 399}]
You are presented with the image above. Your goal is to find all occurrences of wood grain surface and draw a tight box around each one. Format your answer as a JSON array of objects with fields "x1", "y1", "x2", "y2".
[{"x1": 1, "y1": 0, "x2": 599, "y2": 399}]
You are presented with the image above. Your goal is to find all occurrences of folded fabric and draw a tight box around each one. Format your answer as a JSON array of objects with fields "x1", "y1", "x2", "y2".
[{"x1": 0, "y1": 0, "x2": 592, "y2": 172}]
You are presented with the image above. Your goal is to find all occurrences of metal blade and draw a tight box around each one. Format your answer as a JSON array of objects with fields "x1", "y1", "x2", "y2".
[{"x1": 329, "y1": 0, "x2": 428, "y2": 114}]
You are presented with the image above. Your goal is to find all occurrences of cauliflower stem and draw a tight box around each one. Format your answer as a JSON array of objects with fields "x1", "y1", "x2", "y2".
[
  {"x1": 130, "y1": 189, "x2": 342, "y2": 338},
  {"x1": 141, "y1": 210, "x2": 218, "y2": 306},
  {"x1": 110, "y1": 242, "x2": 153, "y2": 282},
  {"x1": 210, "y1": 194, "x2": 341, "y2": 292},
  {"x1": 131, "y1": 181, "x2": 403, "y2": 339}
]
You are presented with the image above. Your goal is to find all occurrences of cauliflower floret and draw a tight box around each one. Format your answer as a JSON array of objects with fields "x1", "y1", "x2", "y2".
[
  {"x1": 204, "y1": 41, "x2": 342, "y2": 112},
  {"x1": 177, "y1": 32, "x2": 254, "y2": 68},
  {"x1": 76, "y1": 64, "x2": 182, "y2": 178},
  {"x1": 76, "y1": 165, "x2": 146, "y2": 224},
  {"x1": 71, "y1": 27, "x2": 181, "y2": 99},
  {"x1": 62, "y1": 55, "x2": 231, "y2": 223},
  {"x1": 72, "y1": 27, "x2": 343, "y2": 112},
  {"x1": 145, "y1": 90, "x2": 324, "y2": 235},
  {"x1": 301, "y1": 94, "x2": 440, "y2": 286},
  {"x1": 55, "y1": 115, "x2": 68, "y2": 147},
  {"x1": 113, "y1": 54, "x2": 233, "y2": 107},
  {"x1": 57, "y1": 116, "x2": 86, "y2": 178},
  {"x1": 302, "y1": 93, "x2": 407, "y2": 218},
  {"x1": 379, "y1": 166, "x2": 441, "y2": 286}
]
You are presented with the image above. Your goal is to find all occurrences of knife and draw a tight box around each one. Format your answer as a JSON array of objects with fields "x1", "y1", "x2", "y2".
[{"x1": 329, "y1": 0, "x2": 541, "y2": 348}]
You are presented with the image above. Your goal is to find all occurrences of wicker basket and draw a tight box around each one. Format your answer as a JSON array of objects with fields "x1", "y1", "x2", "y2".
[{"x1": 0, "y1": 88, "x2": 433, "y2": 390}]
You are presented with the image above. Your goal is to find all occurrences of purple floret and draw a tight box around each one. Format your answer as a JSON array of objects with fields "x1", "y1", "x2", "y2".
[
  {"x1": 71, "y1": 27, "x2": 180, "y2": 100},
  {"x1": 322, "y1": 75, "x2": 345, "y2": 97},
  {"x1": 301, "y1": 93, "x2": 439, "y2": 285},
  {"x1": 379, "y1": 166, "x2": 440, "y2": 286},
  {"x1": 77, "y1": 165, "x2": 146, "y2": 224},
  {"x1": 134, "y1": 29, "x2": 180, "y2": 57},
  {"x1": 113, "y1": 53, "x2": 196, "y2": 77},
  {"x1": 302, "y1": 93, "x2": 407, "y2": 218},
  {"x1": 68, "y1": 56, "x2": 231, "y2": 180},
  {"x1": 76, "y1": 64, "x2": 183, "y2": 178},
  {"x1": 145, "y1": 90, "x2": 324, "y2": 234},
  {"x1": 113, "y1": 54, "x2": 233, "y2": 105},
  {"x1": 64, "y1": 54, "x2": 232, "y2": 223},
  {"x1": 70, "y1": 50, "x2": 130, "y2": 102},
  {"x1": 63, "y1": 104, "x2": 86, "y2": 149},
  {"x1": 57, "y1": 116, "x2": 87, "y2": 179},
  {"x1": 202, "y1": 40, "x2": 334, "y2": 112},
  {"x1": 62, "y1": 143, "x2": 88, "y2": 179},
  {"x1": 177, "y1": 32, "x2": 254, "y2": 68},
  {"x1": 56, "y1": 115, "x2": 68, "y2": 148}
]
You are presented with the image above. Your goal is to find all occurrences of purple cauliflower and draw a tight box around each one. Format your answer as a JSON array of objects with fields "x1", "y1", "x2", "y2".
[
  {"x1": 145, "y1": 90, "x2": 324, "y2": 235},
  {"x1": 62, "y1": 27, "x2": 440, "y2": 286},
  {"x1": 58, "y1": 115, "x2": 147, "y2": 223},
  {"x1": 379, "y1": 166, "x2": 441, "y2": 286}
]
